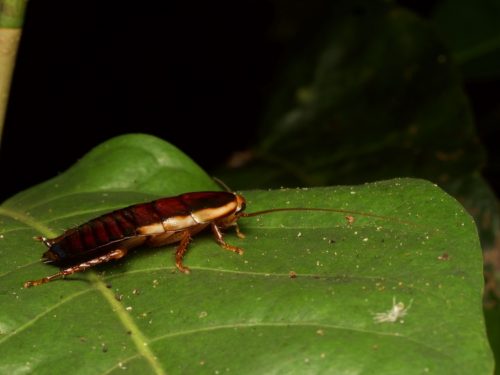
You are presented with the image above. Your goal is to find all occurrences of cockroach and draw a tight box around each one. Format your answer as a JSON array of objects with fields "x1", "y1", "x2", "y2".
[
  {"x1": 23, "y1": 190, "x2": 386, "y2": 288},
  {"x1": 24, "y1": 191, "x2": 246, "y2": 287}
]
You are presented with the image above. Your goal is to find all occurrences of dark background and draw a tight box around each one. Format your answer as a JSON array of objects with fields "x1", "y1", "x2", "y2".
[
  {"x1": 1, "y1": 1, "x2": 274, "y2": 200},
  {"x1": 1, "y1": 0, "x2": 499, "y2": 200}
]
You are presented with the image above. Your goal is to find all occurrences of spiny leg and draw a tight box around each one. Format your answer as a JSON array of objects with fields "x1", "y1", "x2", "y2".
[
  {"x1": 175, "y1": 231, "x2": 192, "y2": 274},
  {"x1": 24, "y1": 248, "x2": 128, "y2": 288},
  {"x1": 211, "y1": 223, "x2": 244, "y2": 255}
]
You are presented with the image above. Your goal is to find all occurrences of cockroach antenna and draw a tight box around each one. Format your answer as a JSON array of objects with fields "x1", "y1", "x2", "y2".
[{"x1": 212, "y1": 177, "x2": 232, "y2": 192}]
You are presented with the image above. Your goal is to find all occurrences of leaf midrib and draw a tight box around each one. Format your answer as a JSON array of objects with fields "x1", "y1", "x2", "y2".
[{"x1": 89, "y1": 273, "x2": 166, "y2": 375}]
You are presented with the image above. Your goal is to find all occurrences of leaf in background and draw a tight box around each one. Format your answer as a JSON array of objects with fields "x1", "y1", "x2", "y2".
[
  {"x1": 432, "y1": 0, "x2": 500, "y2": 80},
  {"x1": 223, "y1": 2, "x2": 484, "y2": 188},
  {"x1": 0, "y1": 134, "x2": 493, "y2": 374}
]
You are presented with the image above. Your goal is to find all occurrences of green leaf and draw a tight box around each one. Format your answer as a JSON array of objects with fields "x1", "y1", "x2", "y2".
[{"x1": 0, "y1": 135, "x2": 493, "y2": 374}]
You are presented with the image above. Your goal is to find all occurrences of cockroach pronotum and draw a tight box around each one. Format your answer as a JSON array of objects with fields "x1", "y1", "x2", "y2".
[{"x1": 23, "y1": 190, "x2": 385, "y2": 288}]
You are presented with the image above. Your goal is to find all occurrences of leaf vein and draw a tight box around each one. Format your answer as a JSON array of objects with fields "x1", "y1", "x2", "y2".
[
  {"x1": 150, "y1": 321, "x2": 453, "y2": 360},
  {"x1": 0, "y1": 207, "x2": 57, "y2": 237},
  {"x1": 90, "y1": 273, "x2": 167, "y2": 375}
]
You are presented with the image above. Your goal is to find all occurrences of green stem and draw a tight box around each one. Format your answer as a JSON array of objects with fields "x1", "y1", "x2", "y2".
[{"x1": 0, "y1": 0, "x2": 27, "y2": 146}]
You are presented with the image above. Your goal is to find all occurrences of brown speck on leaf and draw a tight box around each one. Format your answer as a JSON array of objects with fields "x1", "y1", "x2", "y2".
[
  {"x1": 115, "y1": 293, "x2": 123, "y2": 302},
  {"x1": 101, "y1": 343, "x2": 108, "y2": 353},
  {"x1": 289, "y1": 271, "x2": 297, "y2": 279},
  {"x1": 437, "y1": 253, "x2": 450, "y2": 261},
  {"x1": 106, "y1": 283, "x2": 112, "y2": 289},
  {"x1": 132, "y1": 288, "x2": 140, "y2": 295},
  {"x1": 345, "y1": 215, "x2": 355, "y2": 225}
]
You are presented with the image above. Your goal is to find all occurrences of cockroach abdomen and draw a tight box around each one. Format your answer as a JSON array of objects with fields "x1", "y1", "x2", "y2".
[{"x1": 42, "y1": 243, "x2": 66, "y2": 262}]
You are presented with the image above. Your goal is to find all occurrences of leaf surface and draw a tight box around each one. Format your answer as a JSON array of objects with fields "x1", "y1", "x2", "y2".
[{"x1": 0, "y1": 135, "x2": 493, "y2": 374}]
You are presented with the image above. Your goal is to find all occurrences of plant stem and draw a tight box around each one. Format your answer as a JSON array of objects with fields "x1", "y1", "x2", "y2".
[{"x1": 0, "y1": 0, "x2": 27, "y2": 146}]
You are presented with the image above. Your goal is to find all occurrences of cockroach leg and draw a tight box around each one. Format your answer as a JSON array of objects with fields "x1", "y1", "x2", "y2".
[
  {"x1": 211, "y1": 223, "x2": 244, "y2": 255},
  {"x1": 234, "y1": 223, "x2": 245, "y2": 239},
  {"x1": 175, "y1": 231, "x2": 192, "y2": 274},
  {"x1": 24, "y1": 248, "x2": 128, "y2": 288}
]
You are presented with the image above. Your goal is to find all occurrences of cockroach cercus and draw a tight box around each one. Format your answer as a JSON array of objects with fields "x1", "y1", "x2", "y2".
[{"x1": 23, "y1": 190, "x2": 382, "y2": 288}]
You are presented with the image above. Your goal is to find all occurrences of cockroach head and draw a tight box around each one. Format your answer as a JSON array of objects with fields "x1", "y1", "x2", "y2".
[
  {"x1": 215, "y1": 193, "x2": 246, "y2": 228},
  {"x1": 234, "y1": 193, "x2": 246, "y2": 215}
]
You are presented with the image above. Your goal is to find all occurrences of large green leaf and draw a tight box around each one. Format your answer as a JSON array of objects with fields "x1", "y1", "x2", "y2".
[{"x1": 0, "y1": 135, "x2": 493, "y2": 374}]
